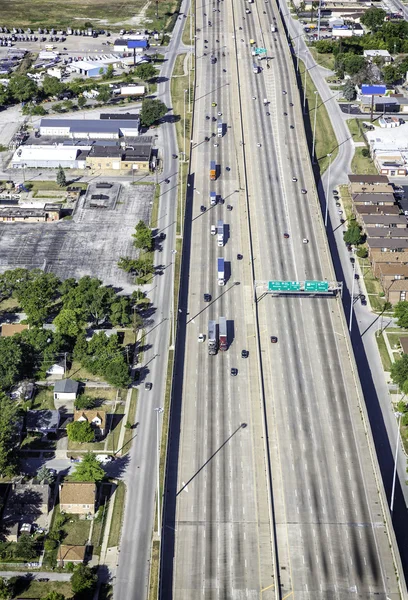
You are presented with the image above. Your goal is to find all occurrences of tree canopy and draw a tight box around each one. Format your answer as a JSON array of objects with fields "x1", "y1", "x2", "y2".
[
  {"x1": 8, "y1": 75, "x2": 38, "y2": 103},
  {"x1": 390, "y1": 353, "x2": 408, "y2": 389},
  {"x1": 132, "y1": 220, "x2": 153, "y2": 251},
  {"x1": 140, "y1": 98, "x2": 167, "y2": 127},
  {"x1": 360, "y1": 7, "x2": 387, "y2": 32},
  {"x1": 71, "y1": 452, "x2": 105, "y2": 482},
  {"x1": 394, "y1": 301, "x2": 408, "y2": 329},
  {"x1": 67, "y1": 421, "x2": 95, "y2": 443},
  {"x1": 343, "y1": 222, "x2": 364, "y2": 246},
  {"x1": 0, "y1": 393, "x2": 20, "y2": 476}
]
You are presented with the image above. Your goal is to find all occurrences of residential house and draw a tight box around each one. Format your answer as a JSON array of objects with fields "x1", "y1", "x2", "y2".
[
  {"x1": 74, "y1": 409, "x2": 107, "y2": 437},
  {"x1": 53, "y1": 379, "x2": 79, "y2": 401},
  {"x1": 382, "y1": 279, "x2": 408, "y2": 304},
  {"x1": 1, "y1": 323, "x2": 29, "y2": 337},
  {"x1": 359, "y1": 215, "x2": 408, "y2": 229},
  {"x1": 2, "y1": 481, "x2": 50, "y2": 542},
  {"x1": 372, "y1": 252, "x2": 408, "y2": 277},
  {"x1": 354, "y1": 204, "x2": 401, "y2": 218},
  {"x1": 57, "y1": 544, "x2": 87, "y2": 566},
  {"x1": 10, "y1": 381, "x2": 35, "y2": 400},
  {"x1": 363, "y1": 49, "x2": 392, "y2": 63},
  {"x1": 46, "y1": 363, "x2": 65, "y2": 378},
  {"x1": 349, "y1": 182, "x2": 395, "y2": 196},
  {"x1": 367, "y1": 237, "x2": 408, "y2": 260},
  {"x1": 399, "y1": 336, "x2": 408, "y2": 354},
  {"x1": 26, "y1": 409, "x2": 60, "y2": 435},
  {"x1": 59, "y1": 482, "x2": 96, "y2": 515},
  {"x1": 348, "y1": 174, "x2": 390, "y2": 185},
  {"x1": 365, "y1": 228, "x2": 408, "y2": 239},
  {"x1": 377, "y1": 264, "x2": 408, "y2": 303},
  {"x1": 352, "y1": 193, "x2": 395, "y2": 206}
]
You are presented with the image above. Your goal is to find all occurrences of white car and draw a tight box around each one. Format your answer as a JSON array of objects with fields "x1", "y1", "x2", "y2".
[
  {"x1": 211, "y1": 225, "x2": 216, "y2": 235},
  {"x1": 303, "y1": 238, "x2": 309, "y2": 244},
  {"x1": 198, "y1": 333, "x2": 205, "y2": 342}
]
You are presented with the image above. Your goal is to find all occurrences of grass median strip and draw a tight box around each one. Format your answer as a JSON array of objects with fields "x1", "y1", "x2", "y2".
[
  {"x1": 376, "y1": 333, "x2": 392, "y2": 372},
  {"x1": 108, "y1": 480, "x2": 126, "y2": 548}
]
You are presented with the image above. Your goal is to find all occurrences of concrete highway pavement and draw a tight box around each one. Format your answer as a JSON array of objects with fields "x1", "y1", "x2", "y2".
[{"x1": 113, "y1": 2, "x2": 189, "y2": 599}]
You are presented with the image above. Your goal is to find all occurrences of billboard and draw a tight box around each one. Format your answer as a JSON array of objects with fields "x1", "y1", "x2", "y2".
[
  {"x1": 361, "y1": 84, "x2": 386, "y2": 96},
  {"x1": 127, "y1": 39, "x2": 148, "y2": 49}
]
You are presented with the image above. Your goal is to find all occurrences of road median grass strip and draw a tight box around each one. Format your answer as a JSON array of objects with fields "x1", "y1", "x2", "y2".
[
  {"x1": 376, "y1": 333, "x2": 392, "y2": 372},
  {"x1": 107, "y1": 480, "x2": 125, "y2": 548}
]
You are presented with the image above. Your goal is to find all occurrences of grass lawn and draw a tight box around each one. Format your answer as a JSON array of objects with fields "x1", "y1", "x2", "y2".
[
  {"x1": 68, "y1": 439, "x2": 105, "y2": 452},
  {"x1": 82, "y1": 386, "x2": 118, "y2": 402},
  {"x1": 171, "y1": 54, "x2": 193, "y2": 162},
  {"x1": 27, "y1": 180, "x2": 87, "y2": 192},
  {"x1": 12, "y1": 581, "x2": 73, "y2": 599},
  {"x1": 182, "y1": 12, "x2": 193, "y2": 45},
  {"x1": 299, "y1": 59, "x2": 338, "y2": 174},
  {"x1": 387, "y1": 333, "x2": 403, "y2": 350},
  {"x1": 308, "y1": 47, "x2": 335, "y2": 70},
  {"x1": 21, "y1": 433, "x2": 56, "y2": 450},
  {"x1": 91, "y1": 483, "x2": 112, "y2": 554},
  {"x1": 376, "y1": 333, "x2": 392, "y2": 372},
  {"x1": 151, "y1": 184, "x2": 160, "y2": 229},
  {"x1": 66, "y1": 360, "x2": 105, "y2": 382},
  {"x1": 63, "y1": 514, "x2": 91, "y2": 546},
  {"x1": 0, "y1": 0, "x2": 146, "y2": 28},
  {"x1": 148, "y1": 540, "x2": 160, "y2": 600},
  {"x1": 122, "y1": 389, "x2": 138, "y2": 452},
  {"x1": 106, "y1": 402, "x2": 126, "y2": 453},
  {"x1": 116, "y1": 329, "x2": 135, "y2": 346},
  {"x1": 107, "y1": 481, "x2": 126, "y2": 548},
  {"x1": 346, "y1": 118, "x2": 366, "y2": 143},
  {"x1": 31, "y1": 388, "x2": 55, "y2": 410},
  {"x1": 351, "y1": 147, "x2": 378, "y2": 175},
  {"x1": 338, "y1": 184, "x2": 353, "y2": 221},
  {"x1": 0, "y1": 297, "x2": 20, "y2": 312},
  {"x1": 145, "y1": 0, "x2": 181, "y2": 33}
]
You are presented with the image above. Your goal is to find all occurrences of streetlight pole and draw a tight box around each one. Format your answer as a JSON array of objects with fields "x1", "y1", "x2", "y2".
[
  {"x1": 170, "y1": 249, "x2": 177, "y2": 348},
  {"x1": 154, "y1": 407, "x2": 164, "y2": 537},
  {"x1": 183, "y1": 89, "x2": 187, "y2": 162},
  {"x1": 390, "y1": 411, "x2": 403, "y2": 515},
  {"x1": 325, "y1": 153, "x2": 332, "y2": 227},
  {"x1": 311, "y1": 90, "x2": 318, "y2": 164},
  {"x1": 296, "y1": 35, "x2": 301, "y2": 72},
  {"x1": 349, "y1": 249, "x2": 356, "y2": 332}
]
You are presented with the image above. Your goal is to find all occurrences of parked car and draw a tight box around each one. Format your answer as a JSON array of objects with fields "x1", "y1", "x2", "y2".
[{"x1": 145, "y1": 382, "x2": 153, "y2": 391}]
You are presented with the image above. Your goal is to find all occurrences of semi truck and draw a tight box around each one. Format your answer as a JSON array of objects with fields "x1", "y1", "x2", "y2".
[
  {"x1": 210, "y1": 160, "x2": 216, "y2": 181},
  {"x1": 217, "y1": 220, "x2": 224, "y2": 247},
  {"x1": 219, "y1": 317, "x2": 227, "y2": 351},
  {"x1": 217, "y1": 122, "x2": 223, "y2": 137},
  {"x1": 208, "y1": 320, "x2": 218, "y2": 355},
  {"x1": 217, "y1": 257, "x2": 225, "y2": 286},
  {"x1": 210, "y1": 191, "x2": 217, "y2": 206}
]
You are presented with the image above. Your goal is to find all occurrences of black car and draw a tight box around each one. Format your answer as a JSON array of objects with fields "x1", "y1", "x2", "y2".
[
  {"x1": 204, "y1": 293, "x2": 211, "y2": 302},
  {"x1": 237, "y1": 253, "x2": 243, "y2": 260},
  {"x1": 200, "y1": 205, "x2": 206, "y2": 212},
  {"x1": 271, "y1": 336, "x2": 278, "y2": 343},
  {"x1": 241, "y1": 350, "x2": 249, "y2": 358},
  {"x1": 172, "y1": 154, "x2": 178, "y2": 159},
  {"x1": 354, "y1": 274, "x2": 359, "y2": 280},
  {"x1": 145, "y1": 382, "x2": 153, "y2": 391},
  {"x1": 350, "y1": 257, "x2": 355, "y2": 264},
  {"x1": 227, "y1": 205, "x2": 233, "y2": 211},
  {"x1": 231, "y1": 368, "x2": 238, "y2": 376},
  {"x1": 159, "y1": 232, "x2": 166, "y2": 240}
]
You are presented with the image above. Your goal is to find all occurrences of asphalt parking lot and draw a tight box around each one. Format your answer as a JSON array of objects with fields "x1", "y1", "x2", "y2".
[{"x1": 0, "y1": 182, "x2": 154, "y2": 293}]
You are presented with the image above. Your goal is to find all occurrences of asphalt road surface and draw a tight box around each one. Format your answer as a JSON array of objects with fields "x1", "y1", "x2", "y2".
[{"x1": 160, "y1": 0, "x2": 405, "y2": 598}]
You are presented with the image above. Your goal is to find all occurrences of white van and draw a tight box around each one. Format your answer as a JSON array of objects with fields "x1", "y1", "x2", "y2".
[{"x1": 211, "y1": 225, "x2": 216, "y2": 235}]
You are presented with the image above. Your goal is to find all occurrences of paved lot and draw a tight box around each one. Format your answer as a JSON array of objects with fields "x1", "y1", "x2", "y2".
[{"x1": 0, "y1": 182, "x2": 153, "y2": 293}]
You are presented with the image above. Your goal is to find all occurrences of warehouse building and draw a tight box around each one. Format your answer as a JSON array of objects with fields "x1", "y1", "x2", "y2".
[
  {"x1": 39, "y1": 117, "x2": 140, "y2": 139},
  {"x1": 0, "y1": 204, "x2": 61, "y2": 223},
  {"x1": 11, "y1": 145, "x2": 90, "y2": 169},
  {"x1": 86, "y1": 136, "x2": 153, "y2": 172},
  {"x1": 68, "y1": 60, "x2": 107, "y2": 78}
]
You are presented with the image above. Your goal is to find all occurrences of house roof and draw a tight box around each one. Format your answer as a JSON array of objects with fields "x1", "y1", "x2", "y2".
[
  {"x1": 57, "y1": 545, "x2": 86, "y2": 562},
  {"x1": 368, "y1": 237, "x2": 408, "y2": 249},
  {"x1": 362, "y1": 215, "x2": 407, "y2": 226},
  {"x1": 59, "y1": 482, "x2": 96, "y2": 506},
  {"x1": 348, "y1": 174, "x2": 389, "y2": 185},
  {"x1": 354, "y1": 204, "x2": 400, "y2": 215},
  {"x1": 7, "y1": 481, "x2": 50, "y2": 515},
  {"x1": 26, "y1": 410, "x2": 60, "y2": 430},
  {"x1": 74, "y1": 409, "x2": 106, "y2": 429},
  {"x1": 371, "y1": 252, "x2": 408, "y2": 263},
  {"x1": 100, "y1": 112, "x2": 140, "y2": 121},
  {"x1": 386, "y1": 280, "x2": 408, "y2": 292},
  {"x1": 352, "y1": 192, "x2": 395, "y2": 205},
  {"x1": 350, "y1": 183, "x2": 394, "y2": 195},
  {"x1": 1, "y1": 323, "x2": 29, "y2": 337},
  {"x1": 377, "y1": 263, "x2": 408, "y2": 277},
  {"x1": 365, "y1": 228, "x2": 408, "y2": 238},
  {"x1": 400, "y1": 336, "x2": 408, "y2": 354},
  {"x1": 54, "y1": 379, "x2": 79, "y2": 394}
]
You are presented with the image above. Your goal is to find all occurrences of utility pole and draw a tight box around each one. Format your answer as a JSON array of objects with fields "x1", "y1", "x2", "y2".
[
  {"x1": 311, "y1": 91, "x2": 318, "y2": 164},
  {"x1": 303, "y1": 67, "x2": 307, "y2": 114},
  {"x1": 325, "y1": 153, "x2": 332, "y2": 227},
  {"x1": 154, "y1": 407, "x2": 164, "y2": 537}
]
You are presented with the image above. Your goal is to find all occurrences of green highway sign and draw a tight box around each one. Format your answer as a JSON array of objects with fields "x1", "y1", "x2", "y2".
[
  {"x1": 268, "y1": 281, "x2": 300, "y2": 291},
  {"x1": 305, "y1": 280, "x2": 329, "y2": 292},
  {"x1": 255, "y1": 47, "x2": 267, "y2": 55}
]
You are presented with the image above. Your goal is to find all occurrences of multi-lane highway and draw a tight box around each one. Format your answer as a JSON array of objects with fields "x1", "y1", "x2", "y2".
[{"x1": 161, "y1": 0, "x2": 405, "y2": 598}]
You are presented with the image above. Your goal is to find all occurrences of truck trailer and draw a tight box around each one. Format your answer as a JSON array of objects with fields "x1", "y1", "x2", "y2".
[
  {"x1": 210, "y1": 191, "x2": 217, "y2": 206},
  {"x1": 219, "y1": 317, "x2": 227, "y2": 351},
  {"x1": 217, "y1": 257, "x2": 225, "y2": 286},
  {"x1": 217, "y1": 220, "x2": 224, "y2": 247},
  {"x1": 210, "y1": 160, "x2": 216, "y2": 181},
  {"x1": 208, "y1": 320, "x2": 218, "y2": 355},
  {"x1": 217, "y1": 122, "x2": 223, "y2": 137}
]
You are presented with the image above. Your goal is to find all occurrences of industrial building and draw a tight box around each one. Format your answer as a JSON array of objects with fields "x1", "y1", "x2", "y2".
[
  {"x1": 0, "y1": 204, "x2": 61, "y2": 223},
  {"x1": 86, "y1": 137, "x2": 153, "y2": 171},
  {"x1": 39, "y1": 117, "x2": 140, "y2": 139},
  {"x1": 12, "y1": 145, "x2": 89, "y2": 169},
  {"x1": 68, "y1": 60, "x2": 107, "y2": 78},
  {"x1": 365, "y1": 126, "x2": 408, "y2": 177}
]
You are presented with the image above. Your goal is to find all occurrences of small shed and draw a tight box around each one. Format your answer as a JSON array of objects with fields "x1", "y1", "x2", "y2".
[
  {"x1": 58, "y1": 544, "x2": 87, "y2": 566},
  {"x1": 53, "y1": 379, "x2": 79, "y2": 401}
]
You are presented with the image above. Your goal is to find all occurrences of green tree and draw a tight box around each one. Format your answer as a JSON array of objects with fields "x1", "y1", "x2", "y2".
[
  {"x1": 8, "y1": 75, "x2": 38, "y2": 102},
  {"x1": 15, "y1": 271, "x2": 60, "y2": 326},
  {"x1": 356, "y1": 246, "x2": 368, "y2": 259},
  {"x1": 117, "y1": 256, "x2": 139, "y2": 273},
  {"x1": 390, "y1": 353, "x2": 408, "y2": 389},
  {"x1": 0, "y1": 268, "x2": 31, "y2": 302},
  {"x1": 132, "y1": 220, "x2": 152, "y2": 251},
  {"x1": 343, "y1": 53, "x2": 366, "y2": 76},
  {"x1": 0, "y1": 576, "x2": 10, "y2": 600},
  {"x1": 343, "y1": 222, "x2": 364, "y2": 246},
  {"x1": 53, "y1": 103, "x2": 64, "y2": 113},
  {"x1": 72, "y1": 452, "x2": 105, "y2": 482},
  {"x1": 62, "y1": 276, "x2": 116, "y2": 325},
  {"x1": 382, "y1": 64, "x2": 399, "y2": 84},
  {"x1": 84, "y1": 22, "x2": 93, "y2": 29},
  {"x1": 134, "y1": 254, "x2": 154, "y2": 279},
  {"x1": 67, "y1": 421, "x2": 95, "y2": 443},
  {"x1": 342, "y1": 79, "x2": 356, "y2": 101},
  {"x1": 36, "y1": 465, "x2": 56, "y2": 484},
  {"x1": 42, "y1": 75, "x2": 65, "y2": 97},
  {"x1": 102, "y1": 64, "x2": 114, "y2": 80},
  {"x1": 41, "y1": 591, "x2": 66, "y2": 600},
  {"x1": 361, "y1": 7, "x2": 386, "y2": 32},
  {"x1": 134, "y1": 63, "x2": 157, "y2": 81},
  {"x1": 140, "y1": 98, "x2": 167, "y2": 127},
  {"x1": 57, "y1": 165, "x2": 66, "y2": 188},
  {"x1": 74, "y1": 395, "x2": 97, "y2": 410},
  {"x1": 77, "y1": 95, "x2": 87, "y2": 109},
  {"x1": 314, "y1": 40, "x2": 337, "y2": 54},
  {"x1": 0, "y1": 337, "x2": 22, "y2": 390},
  {"x1": 53, "y1": 308, "x2": 84, "y2": 337},
  {"x1": 71, "y1": 564, "x2": 97, "y2": 596},
  {"x1": 63, "y1": 99, "x2": 74, "y2": 111},
  {"x1": 105, "y1": 358, "x2": 131, "y2": 387},
  {"x1": 110, "y1": 296, "x2": 132, "y2": 327},
  {"x1": 15, "y1": 534, "x2": 37, "y2": 560},
  {"x1": 97, "y1": 86, "x2": 111, "y2": 103},
  {"x1": 0, "y1": 394, "x2": 20, "y2": 476},
  {"x1": 394, "y1": 301, "x2": 408, "y2": 328},
  {"x1": 0, "y1": 85, "x2": 10, "y2": 108}
]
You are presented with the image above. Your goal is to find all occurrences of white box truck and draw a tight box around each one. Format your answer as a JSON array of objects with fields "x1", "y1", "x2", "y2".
[
  {"x1": 217, "y1": 220, "x2": 224, "y2": 247},
  {"x1": 210, "y1": 191, "x2": 217, "y2": 206},
  {"x1": 217, "y1": 257, "x2": 225, "y2": 286},
  {"x1": 217, "y1": 122, "x2": 223, "y2": 137}
]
